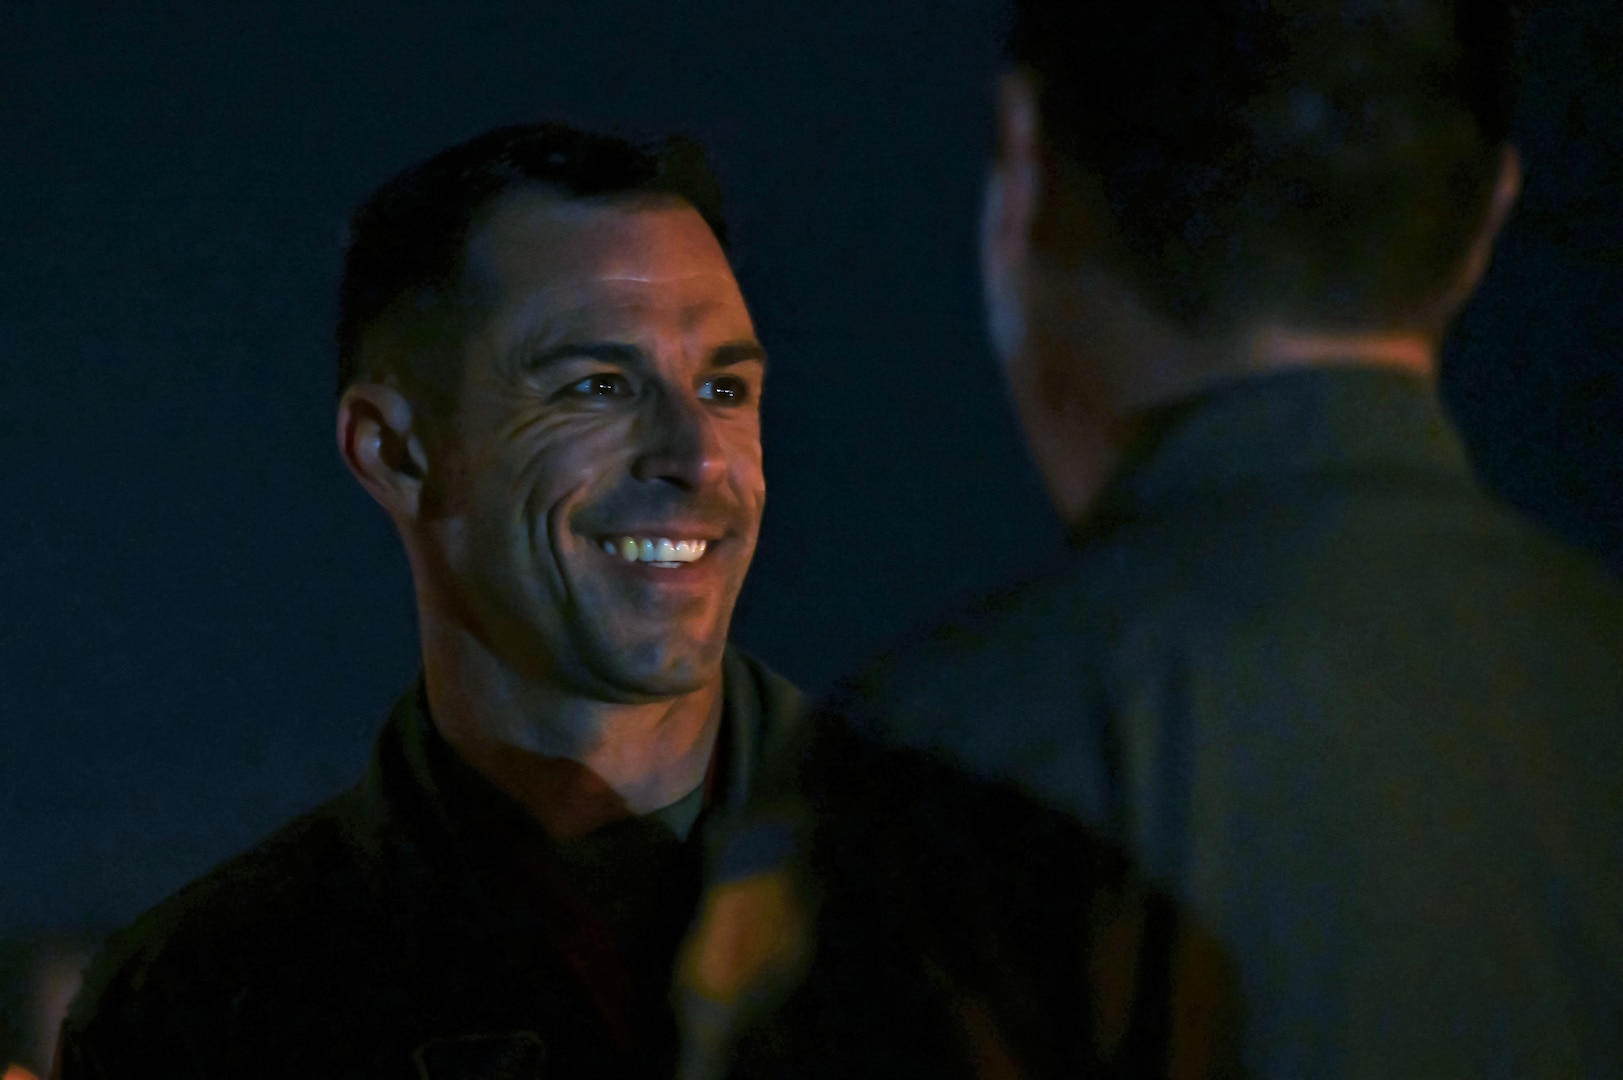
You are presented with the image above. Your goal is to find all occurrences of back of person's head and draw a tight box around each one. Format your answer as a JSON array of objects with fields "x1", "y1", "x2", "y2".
[
  {"x1": 335, "y1": 122, "x2": 729, "y2": 406},
  {"x1": 1008, "y1": 0, "x2": 1517, "y2": 335}
]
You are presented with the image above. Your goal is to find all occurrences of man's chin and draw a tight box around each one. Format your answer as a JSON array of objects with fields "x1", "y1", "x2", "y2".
[{"x1": 582, "y1": 635, "x2": 728, "y2": 702}]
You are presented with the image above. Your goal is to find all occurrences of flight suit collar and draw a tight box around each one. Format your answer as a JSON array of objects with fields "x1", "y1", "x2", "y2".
[{"x1": 1073, "y1": 366, "x2": 1477, "y2": 546}]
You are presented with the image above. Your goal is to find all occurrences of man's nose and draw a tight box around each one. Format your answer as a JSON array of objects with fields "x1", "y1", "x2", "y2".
[{"x1": 631, "y1": 390, "x2": 726, "y2": 491}]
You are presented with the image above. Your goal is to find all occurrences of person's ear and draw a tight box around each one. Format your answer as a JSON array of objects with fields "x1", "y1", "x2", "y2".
[
  {"x1": 336, "y1": 381, "x2": 430, "y2": 521},
  {"x1": 983, "y1": 71, "x2": 1044, "y2": 279},
  {"x1": 1439, "y1": 145, "x2": 1522, "y2": 320},
  {"x1": 981, "y1": 70, "x2": 1046, "y2": 361}
]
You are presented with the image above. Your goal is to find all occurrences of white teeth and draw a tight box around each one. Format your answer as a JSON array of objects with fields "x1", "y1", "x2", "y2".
[{"x1": 601, "y1": 536, "x2": 709, "y2": 565}]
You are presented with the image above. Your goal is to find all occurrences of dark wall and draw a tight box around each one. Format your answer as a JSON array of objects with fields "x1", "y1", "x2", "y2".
[{"x1": 1, "y1": 0, "x2": 1618, "y2": 935}]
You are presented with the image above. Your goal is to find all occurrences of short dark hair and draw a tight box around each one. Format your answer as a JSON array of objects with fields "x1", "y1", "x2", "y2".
[
  {"x1": 1009, "y1": 0, "x2": 1519, "y2": 333},
  {"x1": 335, "y1": 122, "x2": 730, "y2": 399}
]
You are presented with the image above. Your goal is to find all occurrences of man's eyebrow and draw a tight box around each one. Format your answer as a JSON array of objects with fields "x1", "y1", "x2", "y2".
[
  {"x1": 517, "y1": 341, "x2": 650, "y2": 371},
  {"x1": 513, "y1": 339, "x2": 767, "y2": 372},
  {"x1": 711, "y1": 341, "x2": 769, "y2": 370}
]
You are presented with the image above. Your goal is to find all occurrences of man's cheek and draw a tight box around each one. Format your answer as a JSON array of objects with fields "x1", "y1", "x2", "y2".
[{"x1": 730, "y1": 449, "x2": 766, "y2": 516}]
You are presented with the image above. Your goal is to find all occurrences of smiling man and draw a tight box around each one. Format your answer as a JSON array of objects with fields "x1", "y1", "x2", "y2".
[{"x1": 54, "y1": 123, "x2": 801, "y2": 1079}]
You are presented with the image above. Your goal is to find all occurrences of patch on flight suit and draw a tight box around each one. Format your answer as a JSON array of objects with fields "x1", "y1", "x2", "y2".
[{"x1": 412, "y1": 1031, "x2": 546, "y2": 1079}]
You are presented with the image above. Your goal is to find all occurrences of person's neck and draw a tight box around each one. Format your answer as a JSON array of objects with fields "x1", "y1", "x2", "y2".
[
  {"x1": 416, "y1": 611, "x2": 724, "y2": 843},
  {"x1": 1026, "y1": 307, "x2": 1438, "y2": 526},
  {"x1": 1239, "y1": 325, "x2": 1436, "y2": 379}
]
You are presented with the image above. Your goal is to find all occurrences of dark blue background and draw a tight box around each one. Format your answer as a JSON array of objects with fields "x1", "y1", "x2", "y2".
[{"x1": 1, "y1": 1, "x2": 1618, "y2": 935}]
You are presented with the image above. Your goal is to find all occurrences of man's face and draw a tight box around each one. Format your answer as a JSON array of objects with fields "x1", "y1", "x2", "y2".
[{"x1": 424, "y1": 191, "x2": 765, "y2": 701}]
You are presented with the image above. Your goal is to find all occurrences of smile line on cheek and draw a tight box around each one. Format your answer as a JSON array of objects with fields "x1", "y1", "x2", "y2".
[{"x1": 531, "y1": 489, "x2": 582, "y2": 597}]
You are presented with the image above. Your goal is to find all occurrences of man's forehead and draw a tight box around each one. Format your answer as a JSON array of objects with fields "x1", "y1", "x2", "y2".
[
  {"x1": 466, "y1": 188, "x2": 733, "y2": 290},
  {"x1": 503, "y1": 286, "x2": 749, "y2": 349},
  {"x1": 458, "y1": 188, "x2": 751, "y2": 351}
]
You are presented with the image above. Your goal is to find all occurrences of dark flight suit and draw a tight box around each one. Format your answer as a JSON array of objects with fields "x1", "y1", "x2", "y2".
[
  {"x1": 55, "y1": 648, "x2": 803, "y2": 1079},
  {"x1": 818, "y1": 368, "x2": 1623, "y2": 1077}
]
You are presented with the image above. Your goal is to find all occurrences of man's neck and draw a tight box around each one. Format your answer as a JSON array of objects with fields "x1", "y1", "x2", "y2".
[
  {"x1": 418, "y1": 615, "x2": 725, "y2": 843},
  {"x1": 1025, "y1": 310, "x2": 1439, "y2": 526}
]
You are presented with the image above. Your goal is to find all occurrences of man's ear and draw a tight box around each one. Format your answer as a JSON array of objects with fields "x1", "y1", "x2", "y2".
[
  {"x1": 337, "y1": 381, "x2": 431, "y2": 520},
  {"x1": 983, "y1": 71, "x2": 1044, "y2": 279},
  {"x1": 981, "y1": 70, "x2": 1046, "y2": 362}
]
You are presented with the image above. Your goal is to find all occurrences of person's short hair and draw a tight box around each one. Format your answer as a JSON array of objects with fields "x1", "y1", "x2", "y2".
[
  {"x1": 1009, "y1": 0, "x2": 1518, "y2": 334},
  {"x1": 335, "y1": 122, "x2": 730, "y2": 403}
]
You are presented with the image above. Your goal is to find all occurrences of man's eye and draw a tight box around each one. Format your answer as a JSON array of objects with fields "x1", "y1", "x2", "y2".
[
  {"x1": 565, "y1": 373, "x2": 633, "y2": 399},
  {"x1": 699, "y1": 375, "x2": 750, "y2": 404}
]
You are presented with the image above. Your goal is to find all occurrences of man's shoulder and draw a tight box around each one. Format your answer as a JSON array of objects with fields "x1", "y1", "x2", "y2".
[
  {"x1": 831, "y1": 561, "x2": 1118, "y2": 807},
  {"x1": 85, "y1": 790, "x2": 373, "y2": 974},
  {"x1": 847, "y1": 491, "x2": 1623, "y2": 796},
  {"x1": 63, "y1": 788, "x2": 387, "y2": 1066},
  {"x1": 874, "y1": 474, "x2": 1623, "y2": 687}
]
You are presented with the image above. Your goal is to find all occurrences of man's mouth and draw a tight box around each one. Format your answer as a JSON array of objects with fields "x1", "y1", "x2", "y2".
[{"x1": 597, "y1": 535, "x2": 711, "y2": 568}]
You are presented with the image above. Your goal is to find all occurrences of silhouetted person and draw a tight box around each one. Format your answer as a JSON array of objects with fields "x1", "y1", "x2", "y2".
[
  {"x1": 55, "y1": 123, "x2": 802, "y2": 1078},
  {"x1": 680, "y1": 1, "x2": 1623, "y2": 1076}
]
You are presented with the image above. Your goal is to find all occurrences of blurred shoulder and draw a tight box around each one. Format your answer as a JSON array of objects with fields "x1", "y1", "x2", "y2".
[
  {"x1": 826, "y1": 556, "x2": 1124, "y2": 809},
  {"x1": 834, "y1": 488, "x2": 1623, "y2": 805}
]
